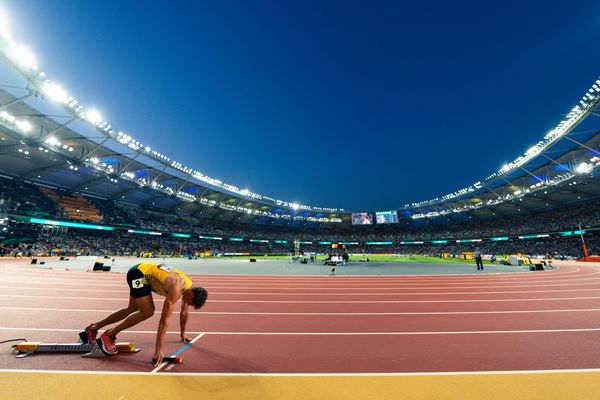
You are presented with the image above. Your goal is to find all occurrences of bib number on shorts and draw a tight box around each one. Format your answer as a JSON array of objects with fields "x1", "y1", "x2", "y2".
[{"x1": 132, "y1": 278, "x2": 144, "y2": 288}]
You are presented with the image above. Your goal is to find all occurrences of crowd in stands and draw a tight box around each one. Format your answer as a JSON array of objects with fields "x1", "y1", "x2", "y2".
[
  {"x1": 7, "y1": 230, "x2": 289, "y2": 257},
  {"x1": 3, "y1": 226, "x2": 596, "y2": 259},
  {"x1": 115, "y1": 202, "x2": 600, "y2": 244},
  {"x1": 0, "y1": 175, "x2": 599, "y2": 258},
  {"x1": 0, "y1": 178, "x2": 58, "y2": 219}
]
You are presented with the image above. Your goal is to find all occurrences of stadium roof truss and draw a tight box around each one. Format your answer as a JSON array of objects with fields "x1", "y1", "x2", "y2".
[
  {"x1": 402, "y1": 84, "x2": 600, "y2": 222},
  {"x1": 0, "y1": 25, "x2": 599, "y2": 227},
  {"x1": 0, "y1": 32, "x2": 345, "y2": 226}
]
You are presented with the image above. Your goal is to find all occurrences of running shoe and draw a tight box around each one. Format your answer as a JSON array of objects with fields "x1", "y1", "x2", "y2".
[
  {"x1": 82, "y1": 324, "x2": 97, "y2": 344},
  {"x1": 98, "y1": 332, "x2": 118, "y2": 356}
]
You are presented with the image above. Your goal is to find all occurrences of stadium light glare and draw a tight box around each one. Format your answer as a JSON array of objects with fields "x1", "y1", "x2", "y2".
[
  {"x1": 0, "y1": 9, "x2": 9, "y2": 35},
  {"x1": 576, "y1": 162, "x2": 592, "y2": 174},
  {"x1": 9, "y1": 44, "x2": 36, "y2": 69},
  {"x1": 15, "y1": 119, "x2": 32, "y2": 133},
  {"x1": 85, "y1": 109, "x2": 103, "y2": 124},
  {"x1": 42, "y1": 82, "x2": 69, "y2": 103}
]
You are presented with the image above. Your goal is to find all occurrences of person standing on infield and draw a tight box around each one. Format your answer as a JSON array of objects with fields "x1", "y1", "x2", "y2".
[
  {"x1": 475, "y1": 248, "x2": 484, "y2": 270},
  {"x1": 82, "y1": 262, "x2": 207, "y2": 365}
]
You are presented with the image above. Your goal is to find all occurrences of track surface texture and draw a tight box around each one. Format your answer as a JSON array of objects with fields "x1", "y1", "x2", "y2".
[{"x1": 1, "y1": 258, "x2": 600, "y2": 399}]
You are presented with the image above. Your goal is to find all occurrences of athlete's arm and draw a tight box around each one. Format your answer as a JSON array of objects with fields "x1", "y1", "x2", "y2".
[
  {"x1": 153, "y1": 273, "x2": 184, "y2": 365},
  {"x1": 180, "y1": 301, "x2": 191, "y2": 343}
]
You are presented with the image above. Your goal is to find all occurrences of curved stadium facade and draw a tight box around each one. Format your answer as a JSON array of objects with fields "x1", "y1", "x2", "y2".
[{"x1": 0, "y1": 26, "x2": 600, "y2": 257}]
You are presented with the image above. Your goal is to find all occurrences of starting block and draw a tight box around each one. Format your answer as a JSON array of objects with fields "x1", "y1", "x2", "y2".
[{"x1": 12, "y1": 341, "x2": 140, "y2": 358}]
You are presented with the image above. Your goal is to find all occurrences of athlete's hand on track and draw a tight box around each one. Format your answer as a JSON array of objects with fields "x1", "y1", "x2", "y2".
[
  {"x1": 180, "y1": 333, "x2": 192, "y2": 343},
  {"x1": 152, "y1": 350, "x2": 163, "y2": 366}
]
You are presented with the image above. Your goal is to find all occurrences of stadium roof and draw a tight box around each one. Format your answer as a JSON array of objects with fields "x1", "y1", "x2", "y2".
[
  {"x1": 0, "y1": 20, "x2": 599, "y2": 227},
  {"x1": 400, "y1": 85, "x2": 600, "y2": 223}
]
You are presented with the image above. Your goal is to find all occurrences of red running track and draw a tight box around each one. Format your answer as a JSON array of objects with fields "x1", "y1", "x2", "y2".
[{"x1": 2, "y1": 260, "x2": 600, "y2": 373}]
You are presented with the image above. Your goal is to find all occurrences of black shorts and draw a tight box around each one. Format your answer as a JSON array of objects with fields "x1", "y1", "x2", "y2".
[{"x1": 126, "y1": 265, "x2": 151, "y2": 298}]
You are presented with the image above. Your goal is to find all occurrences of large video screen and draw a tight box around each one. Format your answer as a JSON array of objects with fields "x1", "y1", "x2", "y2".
[
  {"x1": 352, "y1": 212, "x2": 373, "y2": 225},
  {"x1": 376, "y1": 210, "x2": 399, "y2": 224}
]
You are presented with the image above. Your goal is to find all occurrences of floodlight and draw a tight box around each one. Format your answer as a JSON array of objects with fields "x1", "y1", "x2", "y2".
[
  {"x1": 42, "y1": 82, "x2": 69, "y2": 103},
  {"x1": 10, "y1": 45, "x2": 36, "y2": 69},
  {"x1": 15, "y1": 119, "x2": 32, "y2": 133},
  {"x1": 526, "y1": 146, "x2": 539, "y2": 155},
  {"x1": 85, "y1": 109, "x2": 102, "y2": 124},
  {"x1": 576, "y1": 162, "x2": 592, "y2": 174}
]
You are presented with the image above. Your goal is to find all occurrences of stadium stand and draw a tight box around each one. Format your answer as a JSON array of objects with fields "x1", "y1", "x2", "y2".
[
  {"x1": 39, "y1": 187, "x2": 103, "y2": 223},
  {"x1": 0, "y1": 176, "x2": 597, "y2": 259},
  {"x1": 0, "y1": 178, "x2": 58, "y2": 219}
]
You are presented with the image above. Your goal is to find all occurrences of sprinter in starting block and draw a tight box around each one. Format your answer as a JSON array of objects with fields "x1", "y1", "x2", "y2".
[
  {"x1": 12, "y1": 340, "x2": 184, "y2": 363},
  {"x1": 81, "y1": 262, "x2": 207, "y2": 365}
]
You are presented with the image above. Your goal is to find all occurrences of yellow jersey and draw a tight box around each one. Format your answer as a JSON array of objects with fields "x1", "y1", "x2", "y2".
[{"x1": 135, "y1": 262, "x2": 193, "y2": 297}]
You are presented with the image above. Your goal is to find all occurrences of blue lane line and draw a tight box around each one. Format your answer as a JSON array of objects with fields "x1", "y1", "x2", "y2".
[
  {"x1": 171, "y1": 333, "x2": 203, "y2": 357},
  {"x1": 172, "y1": 341, "x2": 193, "y2": 357}
]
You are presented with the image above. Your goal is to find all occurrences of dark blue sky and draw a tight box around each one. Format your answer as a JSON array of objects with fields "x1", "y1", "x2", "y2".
[{"x1": 7, "y1": 1, "x2": 600, "y2": 211}]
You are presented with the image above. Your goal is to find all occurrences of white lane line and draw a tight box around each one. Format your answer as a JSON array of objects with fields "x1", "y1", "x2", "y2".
[
  {"x1": 5, "y1": 367, "x2": 600, "y2": 376},
  {"x1": 196, "y1": 268, "x2": 589, "y2": 279},
  {"x1": 4, "y1": 285, "x2": 600, "y2": 296},
  {"x1": 0, "y1": 265, "x2": 587, "y2": 280},
  {"x1": 4, "y1": 306, "x2": 600, "y2": 316},
  {"x1": 0, "y1": 265, "x2": 590, "y2": 282},
  {"x1": 203, "y1": 281, "x2": 600, "y2": 289},
  {"x1": 3, "y1": 326, "x2": 600, "y2": 335},
  {"x1": 0, "y1": 294, "x2": 166, "y2": 302},
  {"x1": 184, "y1": 270, "x2": 598, "y2": 283},
  {"x1": 0, "y1": 280, "x2": 123, "y2": 287},
  {"x1": 0, "y1": 270, "x2": 587, "y2": 280},
  {"x1": 0, "y1": 281, "x2": 600, "y2": 296},
  {"x1": 153, "y1": 288, "x2": 600, "y2": 296},
  {"x1": 3, "y1": 293, "x2": 600, "y2": 303},
  {"x1": 0, "y1": 286, "x2": 127, "y2": 293},
  {"x1": 205, "y1": 297, "x2": 600, "y2": 303},
  {"x1": 150, "y1": 363, "x2": 165, "y2": 373},
  {"x1": 195, "y1": 275, "x2": 600, "y2": 285},
  {"x1": 2, "y1": 274, "x2": 600, "y2": 288},
  {"x1": 150, "y1": 333, "x2": 206, "y2": 373},
  {"x1": 185, "y1": 267, "x2": 584, "y2": 280}
]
